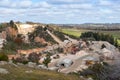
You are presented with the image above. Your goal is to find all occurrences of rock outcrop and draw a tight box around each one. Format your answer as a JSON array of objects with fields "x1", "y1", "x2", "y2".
[{"x1": 0, "y1": 68, "x2": 9, "y2": 74}]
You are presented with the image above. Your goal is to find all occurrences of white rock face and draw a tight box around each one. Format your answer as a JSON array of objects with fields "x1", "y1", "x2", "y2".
[
  {"x1": 16, "y1": 23, "x2": 38, "y2": 43},
  {"x1": 102, "y1": 48, "x2": 114, "y2": 59},
  {"x1": 56, "y1": 59, "x2": 73, "y2": 68},
  {"x1": 0, "y1": 68, "x2": 9, "y2": 74},
  {"x1": 83, "y1": 56, "x2": 99, "y2": 61},
  {"x1": 90, "y1": 41, "x2": 116, "y2": 53},
  {"x1": 0, "y1": 38, "x2": 6, "y2": 49},
  {"x1": 16, "y1": 24, "x2": 36, "y2": 35}
]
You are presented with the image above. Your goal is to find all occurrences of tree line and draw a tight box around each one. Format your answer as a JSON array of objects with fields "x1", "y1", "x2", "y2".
[{"x1": 80, "y1": 32, "x2": 119, "y2": 49}]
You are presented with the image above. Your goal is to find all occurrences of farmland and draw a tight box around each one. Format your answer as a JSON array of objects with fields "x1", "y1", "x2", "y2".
[
  {"x1": 61, "y1": 28, "x2": 120, "y2": 45},
  {"x1": 61, "y1": 28, "x2": 90, "y2": 38}
]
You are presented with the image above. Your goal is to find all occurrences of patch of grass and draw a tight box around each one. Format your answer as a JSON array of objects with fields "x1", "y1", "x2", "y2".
[
  {"x1": 118, "y1": 39, "x2": 120, "y2": 45},
  {"x1": 61, "y1": 28, "x2": 84, "y2": 38},
  {"x1": 0, "y1": 64, "x2": 81, "y2": 80}
]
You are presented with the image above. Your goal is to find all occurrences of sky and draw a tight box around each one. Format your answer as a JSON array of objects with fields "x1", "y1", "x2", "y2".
[{"x1": 0, "y1": 0, "x2": 120, "y2": 24}]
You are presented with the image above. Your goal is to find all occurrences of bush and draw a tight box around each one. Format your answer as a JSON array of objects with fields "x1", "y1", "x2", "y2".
[
  {"x1": 43, "y1": 54, "x2": 51, "y2": 67},
  {"x1": 2, "y1": 37, "x2": 39, "y2": 54},
  {"x1": 12, "y1": 56, "x2": 28, "y2": 64},
  {"x1": 28, "y1": 52, "x2": 40, "y2": 64},
  {"x1": 28, "y1": 26, "x2": 57, "y2": 44},
  {"x1": 56, "y1": 47, "x2": 64, "y2": 53},
  {"x1": 101, "y1": 44, "x2": 106, "y2": 49},
  {"x1": 80, "y1": 62, "x2": 111, "y2": 80},
  {"x1": 0, "y1": 53, "x2": 8, "y2": 61},
  {"x1": 53, "y1": 31, "x2": 68, "y2": 41}
]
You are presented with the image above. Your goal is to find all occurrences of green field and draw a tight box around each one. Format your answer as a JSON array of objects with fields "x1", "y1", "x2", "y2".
[
  {"x1": 61, "y1": 28, "x2": 90, "y2": 37},
  {"x1": 61, "y1": 28, "x2": 120, "y2": 45},
  {"x1": 61, "y1": 28, "x2": 120, "y2": 38}
]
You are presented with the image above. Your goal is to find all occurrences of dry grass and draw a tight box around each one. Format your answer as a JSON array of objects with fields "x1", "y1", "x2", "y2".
[{"x1": 0, "y1": 64, "x2": 81, "y2": 80}]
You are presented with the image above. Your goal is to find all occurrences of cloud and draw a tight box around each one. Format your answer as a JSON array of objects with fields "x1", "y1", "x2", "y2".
[
  {"x1": 0, "y1": 0, "x2": 32, "y2": 8},
  {"x1": 19, "y1": 0, "x2": 32, "y2": 8},
  {"x1": 32, "y1": 1, "x2": 51, "y2": 8},
  {"x1": 0, "y1": 0, "x2": 11, "y2": 8},
  {"x1": 0, "y1": 0, "x2": 120, "y2": 23},
  {"x1": 107, "y1": 16, "x2": 118, "y2": 19},
  {"x1": 100, "y1": 9, "x2": 113, "y2": 14},
  {"x1": 58, "y1": 3, "x2": 93, "y2": 9},
  {"x1": 49, "y1": 0, "x2": 81, "y2": 3},
  {"x1": 48, "y1": 0, "x2": 92, "y2": 4},
  {"x1": 99, "y1": 0, "x2": 112, "y2": 6}
]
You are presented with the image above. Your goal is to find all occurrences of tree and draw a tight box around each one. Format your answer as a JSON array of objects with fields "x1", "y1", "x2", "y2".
[
  {"x1": 43, "y1": 54, "x2": 51, "y2": 67},
  {"x1": 43, "y1": 27, "x2": 47, "y2": 31},
  {"x1": 9, "y1": 20, "x2": 18, "y2": 30},
  {"x1": 80, "y1": 32, "x2": 118, "y2": 48},
  {"x1": 10, "y1": 20, "x2": 14, "y2": 27}
]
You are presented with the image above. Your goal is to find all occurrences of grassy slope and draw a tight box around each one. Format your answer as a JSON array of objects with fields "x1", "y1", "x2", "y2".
[{"x1": 0, "y1": 64, "x2": 81, "y2": 80}]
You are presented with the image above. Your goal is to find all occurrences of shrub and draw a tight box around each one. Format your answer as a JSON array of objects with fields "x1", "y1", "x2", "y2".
[
  {"x1": 2, "y1": 41, "x2": 18, "y2": 53},
  {"x1": 28, "y1": 26, "x2": 57, "y2": 44},
  {"x1": 56, "y1": 47, "x2": 64, "y2": 53},
  {"x1": 80, "y1": 62, "x2": 111, "y2": 80},
  {"x1": 13, "y1": 56, "x2": 28, "y2": 64},
  {"x1": 0, "y1": 53, "x2": 8, "y2": 61},
  {"x1": 53, "y1": 31, "x2": 68, "y2": 41},
  {"x1": 28, "y1": 52, "x2": 40, "y2": 64},
  {"x1": 101, "y1": 44, "x2": 106, "y2": 49},
  {"x1": 43, "y1": 54, "x2": 51, "y2": 67}
]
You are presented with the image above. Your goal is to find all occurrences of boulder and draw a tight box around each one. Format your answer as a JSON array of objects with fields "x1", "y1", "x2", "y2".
[
  {"x1": 0, "y1": 61, "x2": 8, "y2": 65},
  {"x1": 102, "y1": 48, "x2": 114, "y2": 60},
  {"x1": 83, "y1": 56, "x2": 99, "y2": 61},
  {"x1": 8, "y1": 60, "x2": 18, "y2": 67},
  {"x1": 36, "y1": 64, "x2": 47, "y2": 69},
  {"x1": 64, "y1": 40, "x2": 70, "y2": 44},
  {"x1": 25, "y1": 70, "x2": 33, "y2": 73},
  {"x1": 27, "y1": 62, "x2": 36, "y2": 68},
  {"x1": 17, "y1": 63, "x2": 24, "y2": 66},
  {"x1": 48, "y1": 67, "x2": 59, "y2": 71},
  {"x1": 0, "y1": 68, "x2": 9, "y2": 74}
]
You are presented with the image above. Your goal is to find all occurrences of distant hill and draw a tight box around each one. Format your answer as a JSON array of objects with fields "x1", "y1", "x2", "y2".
[{"x1": 57, "y1": 23, "x2": 120, "y2": 30}]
